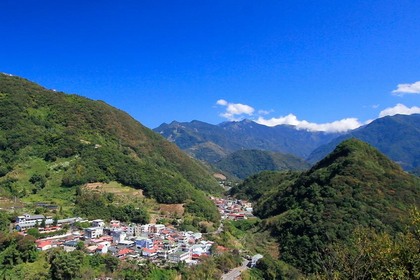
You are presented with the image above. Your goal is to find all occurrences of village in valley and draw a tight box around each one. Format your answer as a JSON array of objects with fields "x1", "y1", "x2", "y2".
[{"x1": 11, "y1": 196, "x2": 260, "y2": 270}]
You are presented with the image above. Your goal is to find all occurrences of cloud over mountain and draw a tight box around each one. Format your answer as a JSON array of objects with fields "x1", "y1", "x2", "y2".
[
  {"x1": 379, "y1": 103, "x2": 420, "y2": 117},
  {"x1": 255, "y1": 114, "x2": 363, "y2": 133},
  {"x1": 216, "y1": 99, "x2": 420, "y2": 134}
]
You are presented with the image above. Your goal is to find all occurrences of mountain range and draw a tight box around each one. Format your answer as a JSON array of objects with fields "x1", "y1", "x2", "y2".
[
  {"x1": 155, "y1": 114, "x2": 420, "y2": 173},
  {"x1": 154, "y1": 120, "x2": 341, "y2": 162}
]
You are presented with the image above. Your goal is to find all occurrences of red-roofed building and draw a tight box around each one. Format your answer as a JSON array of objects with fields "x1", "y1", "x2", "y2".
[
  {"x1": 142, "y1": 248, "x2": 157, "y2": 257},
  {"x1": 40, "y1": 226, "x2": 61, "y2": 233},
  {"x1": 37, "y1": 241, "x2": 52, "y2": 251},
  {"x1": 117, "y1": 248, "x2": 134, "y2": 257},
  {"x1": 92, "y1": 236, "x2": 113, "y2": 243},
  {"x1": 217, "y1": 245, "x2": 229, "y2": 251},
  {"x1": 110, "y1": 220, "x2": 120, "y2": 228}
]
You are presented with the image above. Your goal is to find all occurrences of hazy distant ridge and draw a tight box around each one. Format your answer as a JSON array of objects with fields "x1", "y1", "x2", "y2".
[{"x1": 154, "y1": 119, "x2": 341, "y2": 162}]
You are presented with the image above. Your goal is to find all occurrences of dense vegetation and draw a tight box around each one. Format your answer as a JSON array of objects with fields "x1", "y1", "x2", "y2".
[
  {"x1": 74, "y1": 189, "x2": 150, "y2": 223},
  {"x1": 215, "y1": 149, "x2": 309, "y2": 179},
  {"x1": 308, "y1": 114, "x2": 420, "y2": 170},
  {"x1": 230, "y1": 170, "x2": 301, "y2": 201},
  {"x1": 232, "y1": 139, "x2": 420, "y2": 275},
  {"x1": 0, "y1": 73, "x2": 221, "y2": 220}
]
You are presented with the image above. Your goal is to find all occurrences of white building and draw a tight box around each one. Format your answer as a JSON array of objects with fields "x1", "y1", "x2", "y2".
[
  {"x1": 168, "y1": 251, "x2": 191, "y2": 262},
  {"x1": 92, "y1": 219, "x2": 105, "y2": 228},
  {"x1": 111, "y1": 229, "x2": 127, "y2": 244},
  {"x1": 16, "y1": 214, "x2": 54, "y2": 230},
  {"x1": 84, "y1": 227, "x2": 103, "y2": 239}
]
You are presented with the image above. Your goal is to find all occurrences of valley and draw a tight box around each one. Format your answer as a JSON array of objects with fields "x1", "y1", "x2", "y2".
[{"x1": 2, "y1": 74, "x2": 420, "y2": 279}]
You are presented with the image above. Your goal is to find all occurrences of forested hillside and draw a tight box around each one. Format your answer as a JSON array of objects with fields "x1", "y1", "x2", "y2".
[
  {"x1": 231, "y1": 139, "x2": 420, "y2": 275},
  {"x1": 214, "y1": 150, "x2": 310, "y2": 179},
  {"x1": 0, "y1": 73, "x2": 221, "y2": 221}
]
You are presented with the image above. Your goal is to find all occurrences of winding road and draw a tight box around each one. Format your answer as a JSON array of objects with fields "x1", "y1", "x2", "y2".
[{"x1": 221, "y1": 259, "x2": 249, "y2": 280}]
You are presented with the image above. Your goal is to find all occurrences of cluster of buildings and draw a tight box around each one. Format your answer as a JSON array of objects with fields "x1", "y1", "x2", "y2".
[
  {"x1": 16, "y1": 197, "x2": 256, "y2": 267},
  {"x1": 210, "y1": 197, "x2": 254, "y2": 220},
  {"x1": 28, "y1": 217, "x2": 216, "y2": 265}
]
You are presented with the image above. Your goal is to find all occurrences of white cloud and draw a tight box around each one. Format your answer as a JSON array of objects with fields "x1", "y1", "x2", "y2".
[
  {"x1": 379, "y1": 103, "x2": 420, "y2": 117},
  {"x1": 255, "y1": 114, "x2": 363, "y2": 133},
  {"x1": 216, "y1": 100, "x2": 255, "y2": 121},
  {"x1": 392, "y1": 81, "x2": 420, "y2": 96},
  {"x1": 216, "y1": 99, "x2": 228, "y2": 106},
  {"x1": 258, "y1": 109, "x2": 274, "y2": 115},
  {"x1": 363, "y1": 104, "x2": 379, "y2": 109}
]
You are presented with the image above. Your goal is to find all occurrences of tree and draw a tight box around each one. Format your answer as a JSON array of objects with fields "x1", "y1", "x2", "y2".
[
  {"x1": 103, "y1": 253, "x2": 119, "y2": 273},
  {"x1": 40, "y1": 219, "x2": 46, "y2": 228},
  {"x1": 0, "y1": 211, "x2": 10, "y2": 232},
  {"x1": 27, "y1": 228, "x2": 40, "y2": 238},
  {"x1": 76, "y1": 241, "x2": 85, "y2": 251},
  {"x1": 50, "y1": 249, "x2": 83, "y2": 280},
  {"x1": 53, "y1": 216, "x2": 58, "y2": 226}
]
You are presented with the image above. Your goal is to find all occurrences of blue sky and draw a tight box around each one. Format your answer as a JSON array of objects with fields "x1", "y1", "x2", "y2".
[{"x1": 1, "y1": 0, "x2": 420, "y2": 132}]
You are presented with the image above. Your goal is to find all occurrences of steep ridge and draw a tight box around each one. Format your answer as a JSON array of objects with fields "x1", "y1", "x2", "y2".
[
  {"x1": 0, "y1": 73, "x2": 221, "y2": 221},
  {"x1": 232, "y1": 139, "x2": 420, "y2": 273}
]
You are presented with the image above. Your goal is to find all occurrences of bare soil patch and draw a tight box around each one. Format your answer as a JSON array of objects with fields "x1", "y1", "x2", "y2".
[
  {"x1": 84, "y1": 182, "x2": 143, "y2": 197},
  {"x1": 159, "y1": 204, "x2": 184, "y2": 216},
  {"x1": 213, "y1": 173, "x2": 227, "y2": 180}
]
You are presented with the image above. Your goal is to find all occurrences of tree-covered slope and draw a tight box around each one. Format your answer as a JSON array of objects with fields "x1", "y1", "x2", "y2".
[
  {"x1": 0, "y1": 73, "x2": 221, "y2": 221},
  {"x1": 230, "y1": 170, "x2": 301, "y2": 201},
  {"x1": 213, "y1": 149, "x2": 310, "y2": 179},
  {"x1": 308, "y1": 114, "x2": 420, "y2": 170},
  {"x1": 232, "y1": 139, "x2": 420, "y2": 273}
]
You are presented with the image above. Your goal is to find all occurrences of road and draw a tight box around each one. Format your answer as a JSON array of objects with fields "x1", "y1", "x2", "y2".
[
  {"x1": 221, "y1": 259, "x2": 249, "y2": 280},
  {"x1": 203, "y1": 222, "x2": 224, "y2": 235}
]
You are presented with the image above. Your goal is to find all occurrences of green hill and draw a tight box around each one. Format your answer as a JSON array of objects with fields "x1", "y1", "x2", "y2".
[
  {"x1": 214, "y1": 149, "x2": 310, "y2": 179},
  {"x1": 0, "y1": 73, "x2": 221, "y2": 221},
  {"x1": 231, "y1": 138, "x2": 420, "y2": 273}
]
